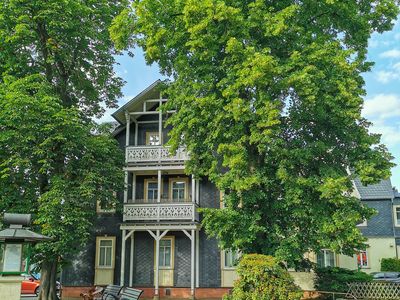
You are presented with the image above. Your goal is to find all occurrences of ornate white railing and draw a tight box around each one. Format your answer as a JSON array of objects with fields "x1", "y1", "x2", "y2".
[
  {"x1": 123, "y1": 203, "x2": 198, "y2": 222},
  {"x1": 126, "y1": 146, "x2": 189, "y2": 163}
]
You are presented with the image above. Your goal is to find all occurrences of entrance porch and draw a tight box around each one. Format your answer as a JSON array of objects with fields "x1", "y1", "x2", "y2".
[{"x1": 120, "y1": 223, "x2": 200, "y2": 300}]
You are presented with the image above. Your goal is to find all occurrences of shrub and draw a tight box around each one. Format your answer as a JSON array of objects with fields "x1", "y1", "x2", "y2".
[
  {"x1": 381, "y1": 258, "x2": 400, "y2": 272},
  {"x1": 224, "y1": 254, "x2": 303, "y2": 300},
  {"x1": 314, "y1": 266, "x2": 372, "y2": 293}
]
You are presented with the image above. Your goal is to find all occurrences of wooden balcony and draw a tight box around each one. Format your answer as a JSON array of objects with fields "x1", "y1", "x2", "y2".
[
  {"x1": 126, "y1": 146, "x2": 188, "y2": 164},
  {"x1": 123, "y1": 201, "x2": 198, "y2": 222}
]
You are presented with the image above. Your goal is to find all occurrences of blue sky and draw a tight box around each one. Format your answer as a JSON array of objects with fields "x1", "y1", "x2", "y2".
[{"x1": 103, "y1": 20, "x2": 400, "y2": 188}]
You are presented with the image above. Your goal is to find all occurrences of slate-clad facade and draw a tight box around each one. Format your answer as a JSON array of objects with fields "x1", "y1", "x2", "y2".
[{"x1": 61, "y1": 81, "x2": 230, "y2": 299}]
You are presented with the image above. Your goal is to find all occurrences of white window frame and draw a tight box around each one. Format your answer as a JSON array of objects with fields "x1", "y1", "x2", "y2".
[
  {"x1": 169, "y1": 177, "x2": 188, "y2": 202},
  {"x1": 144, "y1": 178, "x2": 159, "y2": 202},
  {"x1": 222, "y1": 249, "x2": 241, "y2": 270},
  {"x1": 96, "y1": 236, "x2": 115, "y2": 269},
  {"x1": 317, "y1": 249, "x2": 336, "y2": 268},
  {"x1": 357, "y1": 249, "x2": 369, "y2": 268},
  {"x1": 154, "y1": 236, "x2": 175, "y2": 270},
  {"x1": 394, "y1": 205, "x2": 400, "y2": 227}
]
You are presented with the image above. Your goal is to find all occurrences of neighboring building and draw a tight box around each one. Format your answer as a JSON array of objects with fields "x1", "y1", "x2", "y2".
[
  {"x1": 61, "y1": 81, "x2": 399, "y2": 297},
  {"x1": 316, "y1": 179, "x2": 398, "y2": 274}
]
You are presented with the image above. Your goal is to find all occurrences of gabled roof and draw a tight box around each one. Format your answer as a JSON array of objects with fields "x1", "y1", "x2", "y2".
[
  {"x1": 112, "y1": 79, "x2": 163, "y2": 124},
  {"x1": 354, "y1": 178, "x2": 394, "y2": 200}
]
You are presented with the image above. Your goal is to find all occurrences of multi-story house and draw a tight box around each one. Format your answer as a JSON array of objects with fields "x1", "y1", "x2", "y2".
[
  {"x1": 61, "y1": 80, "x2": 399, "y2": 297},
  {"x1": 315, "y1": 179, "x2": 398, "y2": 274},
  {"x1": 61, "y1": 80, "x2": 234, "y2": 299}
]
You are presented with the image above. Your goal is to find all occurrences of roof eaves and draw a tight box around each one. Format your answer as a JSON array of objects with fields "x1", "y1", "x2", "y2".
[{"x1": 111, "y1": 79, "x2": 163, "y2": 123}]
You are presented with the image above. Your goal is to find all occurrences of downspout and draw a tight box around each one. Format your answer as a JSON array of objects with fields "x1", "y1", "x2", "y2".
[{"x1": 390, "y1": 192, "x2": 398, "y2": 258}]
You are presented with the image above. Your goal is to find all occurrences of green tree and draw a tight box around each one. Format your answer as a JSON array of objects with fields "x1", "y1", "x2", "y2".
[
  {"x1": 111, "y1": 0, "x2": 397, "y2": 267},
  {"x1": 0, "y1": 1, "x2": 127, "y2": 298},
  {"x1": 0, "y1": 0, "x2": 126, "y2": 117},
  {"x1": 0, "y1": 75, "x2": 124, "y2": 299}
]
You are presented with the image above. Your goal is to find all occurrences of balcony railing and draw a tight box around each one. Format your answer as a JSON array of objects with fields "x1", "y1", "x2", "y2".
[
  {"x1": 123, "y1": 202, "x2": 198, "y2": 222},
  {"x1": 126, "y1": 146, "x2": 189, "y2": 164}
]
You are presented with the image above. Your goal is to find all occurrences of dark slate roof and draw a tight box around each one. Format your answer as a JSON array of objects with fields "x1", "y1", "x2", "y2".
[
  {"x1": 394, "y1": 188, "x2": 400, "y2": 199},
  {"x1": 354, "y1": 178, "x2": 394, "y2": 200}
]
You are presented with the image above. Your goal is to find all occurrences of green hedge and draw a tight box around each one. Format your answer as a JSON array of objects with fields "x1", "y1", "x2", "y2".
[
  {"x1": 224, "y1": 254, "x2": 303, "y2": 300},
  {"x1": 314, "y1": 267, "x2": 372, "y2": 293},
  {"x1": 381, "y1": 258, "x2": 400, "y2": 272}
]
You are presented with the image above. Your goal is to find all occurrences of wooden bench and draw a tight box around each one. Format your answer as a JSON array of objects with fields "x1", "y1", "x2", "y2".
[
  {"x1": 119, "y1": 287, "x2": 143, "y2": 300},
  {"x1": 102, "y1": 285, "x2": 123, "y2": 300}
]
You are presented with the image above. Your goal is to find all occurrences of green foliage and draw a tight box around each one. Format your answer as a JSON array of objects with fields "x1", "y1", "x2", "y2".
[
  {"x1": 0, "y1": 0, "x2": 127, "y2": 117},
  {"x1": 0, "y1": 1, "x2": 126, "y2": 298},
  {"x1": 111, "y1": 0, "x2": 398, "y2": 267},
  {"x1": 381, "y1": 258, "x2": 400, "y2": 272},
  {"x1": 0, "y1": 75, "x2": 124, "y2": 261},
  {"x1": 314, "y1": 267, "x2": 372, "y2": 293},
  {"x1": 225, "y1": 254, "x2": 302, "y2": 300}
]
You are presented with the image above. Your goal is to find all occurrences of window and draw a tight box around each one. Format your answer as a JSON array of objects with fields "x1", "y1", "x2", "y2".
[
  {"x1": 144, "y1": 179, "x2": 159, "y2": 202},
  {"x1": 169, "y1": 178, "x2": 188, "y2": 202},
  {"x1": 357, "y1": 250, "x2": 368, "y2": 268},
  {"x1": 146, "y1": 132, "x2": 160, "y2": 145},
  {"x1": 317, "y1": 250, "x2": 335, "y2": 268},
  {"x1": 96, "y1": 191, "x2": 117, "y2": 213},
  {"x1": 223, "y1": 250, "x2": 241, "y2": 268},
  {"x1": 96, "y1": 237, "x2": 115, "y2": 269},
  {"x1": 357, "y1": 219, "x2": 368, "y2": 227},
  {"x1": 394, "y1": 206, "x2": 400, "y2": 227},
  {"x1": 155, "y1": 237, "x2": 174, "y2": 269}
]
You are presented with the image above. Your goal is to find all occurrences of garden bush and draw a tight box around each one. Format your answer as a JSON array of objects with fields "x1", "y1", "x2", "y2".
[
  {"x1": 381, "y1": 258, "x2": 400, "y2": 272},
  {"x1": 314, "y1": 266, "x2": 372, "y2": 293},
  {"x1": 224, "y1": 254, "x2": 303, "y2": 300}
]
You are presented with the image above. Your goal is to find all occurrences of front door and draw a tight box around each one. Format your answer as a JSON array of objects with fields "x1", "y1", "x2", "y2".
[
  {"x1": 155, "y1": 237, "x2": 174, "y2": 286},
  {"x1": 94, "y1": 236, "x2": 116, "y2": 285}
]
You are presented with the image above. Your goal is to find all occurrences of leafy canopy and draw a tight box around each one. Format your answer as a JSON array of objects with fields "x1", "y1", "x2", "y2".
[
  {"x1": 0, "y1": 0, "x2": 127, "y2": 117},
  {"x1": 0, "y1": 74, "x2": 124, "y2": 261},
  {"x1": 0, "y1": 1, "x2": 126, "y2": 298},
  {"x1": 111, "y1": 0, "x2": 398, "y2": 267}
]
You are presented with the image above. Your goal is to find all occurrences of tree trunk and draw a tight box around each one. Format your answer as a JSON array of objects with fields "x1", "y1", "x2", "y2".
[{"x1": 38, "y1": 259, "x2": 58, "y2": 300}]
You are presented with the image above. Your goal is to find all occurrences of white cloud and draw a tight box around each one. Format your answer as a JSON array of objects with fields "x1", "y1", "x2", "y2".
[
  {"x1": 368, "y1": 120, "x2": 400, "y2": 147},
  {"x1": 363, "y1": 94, "x2": 400, "y2": 119},
  {"x1": 393, "y1": 62, "x2": 400, "y2": 71},
  {"x1": 380, "y1": 49, "x2": 400, "y2": 58},
  {"x1": 376, "y1": 70, "x2": 399, "y2": 83}
]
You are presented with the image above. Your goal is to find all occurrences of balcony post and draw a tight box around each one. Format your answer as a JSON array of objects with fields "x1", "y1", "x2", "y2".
[
  {"x1": 134, "y1": 120, "x2": 138, "y2": 146},
  {"x1": 196, "y1": 179, "x2": 200, "y2": 205},
  {"x1": 132, "y1": 173, "x2": 136, "y2": 203},
  {"x1": 125, "y1": 111, "x2": 130, "y2": 147},
  {"x1": 196, "y1": 229, "x2": 200, "y2": 288},
  {"x1": 158, "y1": 98, "x2": 162, "y2": 145},
  {"x1": 154, "y1": 230, "x2": 160, "y2": 300},
  {"x1": 124, "y1": 171, "x2": 128, "y2": 204},
  {"x1": 157, "y1": 170, "x2": 161, "y2": 203},
  {"x1": 191, "y1": 229, "x2": 195, "y2": 299},
  {"x1": 191, "y1": 175, "x2": 195, "y2": 203},
  {"x1": 129, "y1": 232, "x2": 134, "y2": 286},
  {"x1": 120, "y1": 229, "x2": 126, "y2": 286}
]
